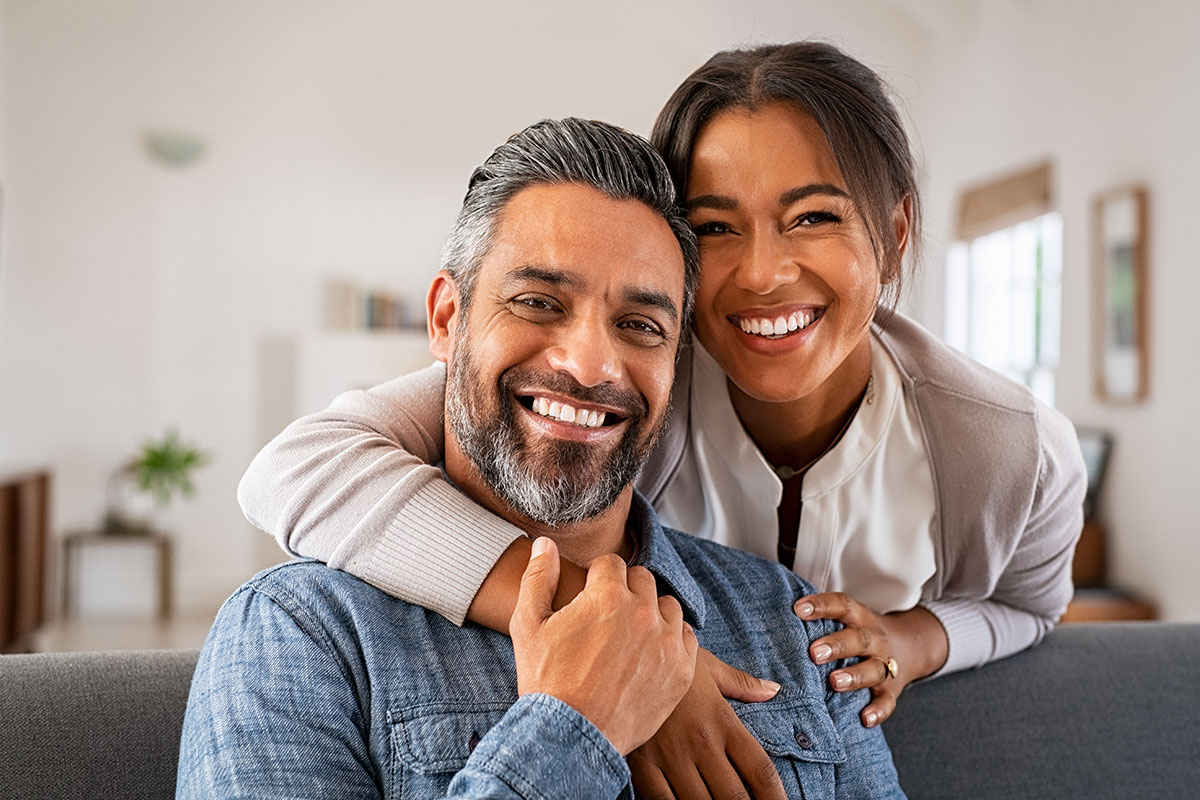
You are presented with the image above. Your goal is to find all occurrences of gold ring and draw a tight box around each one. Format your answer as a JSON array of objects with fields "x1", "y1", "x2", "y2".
[{"x1": 884, "y1": 657, "x2": 899, "y2": 680}]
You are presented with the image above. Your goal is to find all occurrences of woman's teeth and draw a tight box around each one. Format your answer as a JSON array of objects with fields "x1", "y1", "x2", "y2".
[
  {"x1": 531, "y1": 396, "x2": 607, "y2": 428},
  {"x1": 738, "y1": 310, "x2": 819, "y2": 338}
]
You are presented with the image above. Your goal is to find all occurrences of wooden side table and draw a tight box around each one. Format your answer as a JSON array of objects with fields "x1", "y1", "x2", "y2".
[{"x1": 61, "y1": 531, "x2": 173, "y2": 620}]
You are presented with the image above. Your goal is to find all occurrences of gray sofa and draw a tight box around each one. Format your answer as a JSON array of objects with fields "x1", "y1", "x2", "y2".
[{"x1": 2, "y1": 622, "x2": 1198, "y2": 799}]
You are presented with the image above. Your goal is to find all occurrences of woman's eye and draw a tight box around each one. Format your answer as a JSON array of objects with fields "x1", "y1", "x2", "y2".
[
  {"x1": 790, "y1": 210, "x2": 842, "y2": 228},
  {"x1": 691, "y1": 220, "x2": 733, "y2": 236}
]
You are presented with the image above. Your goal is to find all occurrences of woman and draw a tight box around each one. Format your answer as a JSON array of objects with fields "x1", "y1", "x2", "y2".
[{"x1": 241, "y1": 41, "x2": 1085, "y2": 795}]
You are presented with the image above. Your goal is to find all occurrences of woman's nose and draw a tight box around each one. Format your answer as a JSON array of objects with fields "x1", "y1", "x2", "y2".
[{"x1": 733, "y1": 231, "x2": 801, "y2": 295}]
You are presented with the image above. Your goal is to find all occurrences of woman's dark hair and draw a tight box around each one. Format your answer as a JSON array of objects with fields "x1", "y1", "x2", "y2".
[{"x1": 650, "y1": 41, "x2": 921, "y2": 317}]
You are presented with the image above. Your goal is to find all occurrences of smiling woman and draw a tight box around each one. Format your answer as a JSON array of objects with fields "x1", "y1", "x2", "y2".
[{"x1": 238, "y1": 41, "x2": 1087, "y2": 799}]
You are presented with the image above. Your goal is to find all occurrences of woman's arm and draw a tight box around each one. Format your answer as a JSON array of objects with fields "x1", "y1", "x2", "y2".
[
  {"x1": 795, "y1": 402, "x2": 1087, "y2": 725},
  {"x1": 923, "y1": 402, "x2": 1087, "y2": 675},
  {"x1": 238, "y1": 362, "x2": 531, "y2": 624}
]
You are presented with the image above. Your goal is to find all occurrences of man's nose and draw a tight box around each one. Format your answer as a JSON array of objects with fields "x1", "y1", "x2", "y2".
[
  {"x1": 734, "y1": 230, "x2": 801, "y2": 295},
  {"x1": 545, "y1": 316, "x2": 622, "y2": 388}
]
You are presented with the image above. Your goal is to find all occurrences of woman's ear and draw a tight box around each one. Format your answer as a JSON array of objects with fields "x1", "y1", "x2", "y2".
[
  {"x1": 893, "y1": 194, "x2": 913, "y2": 263},
  {"x1": 880, "y1": 194, "x2": 914, "y2": 285},
  {"x1": 426, "y1": 270, "x2": 460, "y2": 363}
]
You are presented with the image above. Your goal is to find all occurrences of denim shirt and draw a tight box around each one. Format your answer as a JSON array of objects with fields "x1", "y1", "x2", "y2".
[{"x1": 177, "y1": 494, "x2": 904, "y2": 799}]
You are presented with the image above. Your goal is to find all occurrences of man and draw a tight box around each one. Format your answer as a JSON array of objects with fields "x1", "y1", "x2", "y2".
[{"x1": 176, "y1": 118, "x2": 903, "y2": 798}]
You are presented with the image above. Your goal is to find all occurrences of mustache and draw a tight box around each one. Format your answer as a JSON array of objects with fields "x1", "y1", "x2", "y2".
[{"x1": 499, "y1": 366, "x2": 648, "y2": 420}]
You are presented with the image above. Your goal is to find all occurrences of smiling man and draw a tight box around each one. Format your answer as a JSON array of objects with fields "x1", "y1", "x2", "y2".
[{"x1": 176, "y1": 119, "x2": 903, "y2": 799}]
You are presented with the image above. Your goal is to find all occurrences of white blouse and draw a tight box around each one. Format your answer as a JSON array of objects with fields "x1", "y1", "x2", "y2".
[{"x1": 654, "y1": 337, "x2": 938, "y2": 613}]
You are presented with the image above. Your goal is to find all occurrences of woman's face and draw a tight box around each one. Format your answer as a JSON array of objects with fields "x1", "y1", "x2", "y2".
[{"x1": 685, "y1": 101, "x2": 899, "y2": 405}]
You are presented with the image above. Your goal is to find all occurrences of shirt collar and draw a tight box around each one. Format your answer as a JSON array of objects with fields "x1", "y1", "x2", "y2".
[{"x1": 627, "y1": 492, "x2": 708, "y2": 629}]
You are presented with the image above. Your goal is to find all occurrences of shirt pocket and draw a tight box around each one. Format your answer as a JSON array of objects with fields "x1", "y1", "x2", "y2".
[
  {"x1": 733, "y1": 695, "x2": 846, "y2": 800},
  {"x1": 388, "y1": 699, "x2": 512, "y2": 800}
]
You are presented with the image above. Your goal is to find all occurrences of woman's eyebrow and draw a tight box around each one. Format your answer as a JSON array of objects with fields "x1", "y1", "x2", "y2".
[
  {"x1": 686, "y1": 183, "x2": 850, "y2": 211},
  {"x1": 685, "y1": 194, "x2": 737, "y2": 211},
  {"x1": 778, "y1": 183, "x2": 850, "y2": 206}
]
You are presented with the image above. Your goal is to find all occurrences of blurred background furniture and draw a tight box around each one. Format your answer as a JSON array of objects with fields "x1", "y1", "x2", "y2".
[
  {"x1": 60, "y1": 529, "x2": 173, "y2": 620},
  {"x1": 2, "y1": 622, "x2": 1198, "y2": 799},
  {"x1": 0, "y1": 467, "x2": 49, "y2": 654},
  {"x1": 1062, "y1": 428, "x2": 1156, "y2": 622}
]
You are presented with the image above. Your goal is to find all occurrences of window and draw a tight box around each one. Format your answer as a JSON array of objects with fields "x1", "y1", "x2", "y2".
[
  {"x1": 944, "y1": 162, "x2": 1062, "y2": 407},
  {"x1": 944, "y1": 213, "x2": 1062, "y2": 406}
]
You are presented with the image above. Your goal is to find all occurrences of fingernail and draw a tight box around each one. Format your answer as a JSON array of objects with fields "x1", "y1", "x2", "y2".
[
  {"x1": 833, "y1": 672, "x2": 851, "y2": 689},
  {"x1": 531, "y1": 537, "x2": 549, "y2": 558},
  {"x1": 795, "y1": 602, "x2": 814, "y2": 618},
  {"x1": 864, "y1": 710, "x2": 879, "y2": 727},
  {"x1": 761, "y1": 679, "x2": 781, "y2": 695},
  {"x1": 812, "y1": 644, "x2": 832, "y2": 662}
]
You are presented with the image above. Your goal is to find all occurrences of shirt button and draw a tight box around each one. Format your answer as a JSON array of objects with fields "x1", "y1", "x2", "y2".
[
  {"x1": 794, "y1": 731, "x2": 812, "y2": 750},
  {"x1": 468, "y1": 732, "x2": 481, "y2": 753}
]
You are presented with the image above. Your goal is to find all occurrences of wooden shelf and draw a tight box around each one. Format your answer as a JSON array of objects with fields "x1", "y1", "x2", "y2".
[{"x1": 1063, "y1": 588, "x2": 1156, "y2": 623}]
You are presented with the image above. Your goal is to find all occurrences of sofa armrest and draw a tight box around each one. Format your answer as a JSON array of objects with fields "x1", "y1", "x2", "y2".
[{"x1": 0, "y1": 648, "x2": 200, "y2": 800}]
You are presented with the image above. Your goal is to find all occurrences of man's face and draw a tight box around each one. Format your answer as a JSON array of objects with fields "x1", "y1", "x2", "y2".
[{"x1": 437, "y1": 182, "x2": 685, "y2": 526}]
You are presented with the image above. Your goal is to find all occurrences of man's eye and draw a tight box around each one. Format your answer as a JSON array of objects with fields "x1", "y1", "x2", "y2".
[
  {"x1": 691, "y1": 220, "x2": 733, "y2": 237},
  {"x1": 511, "y1": 296, "x2": 559, "y2": 313},
  {"x1": 619, "y1": 318, "x2": 665, "y2": 339}
]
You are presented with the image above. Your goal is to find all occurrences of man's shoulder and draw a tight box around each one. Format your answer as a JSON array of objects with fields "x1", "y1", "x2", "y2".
[
  {"x1": 661, "y1": 528, "x2": 818, "y2": 600},
  {"x1": 226, "y1": 559, "x2": 434, "y2": 634}
]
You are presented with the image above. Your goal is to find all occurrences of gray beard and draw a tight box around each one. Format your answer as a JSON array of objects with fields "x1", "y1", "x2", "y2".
[{"x1": 445, "y1": 335, "x2": 658, "y2": 527}]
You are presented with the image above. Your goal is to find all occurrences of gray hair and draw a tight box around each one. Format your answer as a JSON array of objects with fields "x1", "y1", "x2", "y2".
[{"x1": 440, "y1": 117, "x2": 699, "y2": 327}]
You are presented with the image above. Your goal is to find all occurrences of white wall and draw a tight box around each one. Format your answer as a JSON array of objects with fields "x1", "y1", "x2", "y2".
[
  {"x1": 5, "y1": 0, "x2": 1194, "y2": 623},
  {"x1": 907, "y1": 1, "x2": 1200, "y2": 620},
  {"x1": 0, "y1": 0, "x2": 929, "y2": 615}
]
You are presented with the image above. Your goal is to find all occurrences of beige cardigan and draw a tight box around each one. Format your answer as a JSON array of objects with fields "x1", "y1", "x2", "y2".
[{"x1": 238, "y1": 313, "x2": 1086, "y2": 676}]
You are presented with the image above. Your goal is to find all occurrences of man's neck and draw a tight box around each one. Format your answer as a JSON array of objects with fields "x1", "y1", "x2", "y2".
[{"x1": 444, "y1": 440, "x2": 634, "y2": 566}]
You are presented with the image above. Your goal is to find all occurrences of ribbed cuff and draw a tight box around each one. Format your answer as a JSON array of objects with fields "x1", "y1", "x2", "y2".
[
  {"x1": 922, "y1": 598, "x2": 995, "y2": 677},
  {"x1": 363, "y1": 479, "x2": 525, "y2": 625}
]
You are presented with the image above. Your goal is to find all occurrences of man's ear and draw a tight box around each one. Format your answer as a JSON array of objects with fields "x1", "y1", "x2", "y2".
[{"x1": 426, "y1": 270, "x2": 460, "y2": 363}]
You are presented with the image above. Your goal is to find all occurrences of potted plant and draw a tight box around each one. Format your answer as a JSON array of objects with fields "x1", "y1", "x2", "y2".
[{"x1": 104, "y1": 429, "x2": 209, "y2": 534}]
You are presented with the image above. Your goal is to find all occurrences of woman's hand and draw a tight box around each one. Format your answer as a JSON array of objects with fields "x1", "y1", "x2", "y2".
[
  {"x1": 794, "y1": 592, "x2": 949, "y2": 727},
  {"x1": 627, "y1": 648, "x2": 786, "y2": 799}
]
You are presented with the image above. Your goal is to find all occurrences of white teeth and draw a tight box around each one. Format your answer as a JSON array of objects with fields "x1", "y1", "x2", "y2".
[
  {"x1": 737, "y1": 310, "x2": 820, "y2": 338},
  {"x1": 529, "y1": 396, "x2": 607, "y2": 428}
]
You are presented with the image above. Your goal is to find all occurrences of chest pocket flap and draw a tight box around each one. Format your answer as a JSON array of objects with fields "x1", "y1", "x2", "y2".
[
  {"x1": 390, "y1": 700, "x2": 512, "y2": 775},
  {"x1": 733, "y1": 695, "x2": 847, "y2": 764}
]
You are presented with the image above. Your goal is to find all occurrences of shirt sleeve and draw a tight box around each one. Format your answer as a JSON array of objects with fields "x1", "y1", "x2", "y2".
[
  {"x1": 924, "y1": 403, "x2": 1087, "y2": 676},
  {"x1": 803, "y1": 615, "x2": 907, "y2": 799},
  {"x1": 237, "y1": 362, "x2": 525, "y2": 624},
  {"x1": 176, "y1": 585, "x2": 384, "y2": 799},
  {"x1": 175, "y1": 586, "x2": 630, "y2": 800}
]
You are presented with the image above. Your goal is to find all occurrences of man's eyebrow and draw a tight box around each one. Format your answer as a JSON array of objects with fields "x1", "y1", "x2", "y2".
[
  {"x1": 626, "y1": 289, "x2": 680, "y2": 323},
  {"x1": 686, "y1": 183, "x2": 851, "y2": 212},
  {"x1": 502, "y1": 265, "x2": 583, "y2": 289}
]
